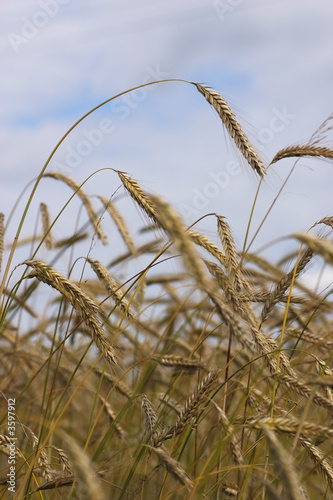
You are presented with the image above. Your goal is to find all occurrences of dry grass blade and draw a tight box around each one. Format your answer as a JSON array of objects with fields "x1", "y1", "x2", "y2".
[
  {"x1": 194, "y1": 83, "x2": 265, "y2": 177},
  {"x1": 263, "y1": 427, "x2": 305, "y2": 500},
  {"x1": 40, "y1": 202, "x2": 53, "y2": 249},
  {"x1": 149, "y1": 446, "x2": 193, "y2": 491},
  {"x1": 99, "y1": 195, "x2": 136, "y2": 254},
  {"x1": 117, "y1": 170, "x2": 160, "y2": 225},
  {"x1": 271, "y1": 145, "x2": 333, "y2": 164},
  {"x1": 23, "y1": 259, "x2": 116, "y2": 364},
  {"x1": 43, "y1": 172, "x2": 107, "y2": 245}
]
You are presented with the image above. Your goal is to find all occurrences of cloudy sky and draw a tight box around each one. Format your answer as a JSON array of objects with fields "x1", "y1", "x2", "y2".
[{"x1": 1, "y1": 0, "x2": 333, "y2": 273}]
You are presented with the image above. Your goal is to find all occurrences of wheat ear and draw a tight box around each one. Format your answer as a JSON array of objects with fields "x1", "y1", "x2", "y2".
[
  {"x1": 99, "y1": 395, "x2": 125, "y2": 439},
  {"x1": 23, "y1": 259, "x2": 116, "y2": 364},
  {"x1": 142, "y1": 394, "x2": 159, "y2": 438},
  {"x1": 43, "y1": 172, "x2": 107, "y2": 245},
  {"x1": 271, "y1": 145, "x2": 333, "y2": 164},
  {"x1": 28, "y1": 427, "x2": 53, "y2": 481},
  {"x1": 301, "y1": 437, "x2": 333, "y2": 493},
  {"x1": 188, "y1": 229, "x2": 226, "y2": 266},
  {"x1": 212, "y1": 401, "x2": 243, "y2": 466},
  {"x1": 99, "y1": 196, "x2": 136, "y2": 254},
  {"x1": 294, "y1": 233, "x2": 333, "y2": 263},
  {"x1": 87, "y1": 258, "x2": 135, "y2": 319},
  {"x1": 149, "y1": 446, "x2": 193, "y2": 491},
  {"x1": 50, "y1": 445, "x2": 73, "y2": 476},
  {"x1": 40, "y1": 203, "x2": 53, "y2": 249},
  {"x1": 155, "y1": 370, "x2": 221, "y2": 445},
  {"x1": 194, "y1": 83, "x2": 265, "y2": 177},
  {"x1": 152, "y1": 355, "x2": 205, "y2": 372},
  {"x1": 117, "y1": 170, "x2": 160, "y2": 225}
]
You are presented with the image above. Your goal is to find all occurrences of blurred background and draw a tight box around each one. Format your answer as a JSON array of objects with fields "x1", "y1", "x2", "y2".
[{"x1": 1, "y1": 0, "x2": 333, "y2": 283}]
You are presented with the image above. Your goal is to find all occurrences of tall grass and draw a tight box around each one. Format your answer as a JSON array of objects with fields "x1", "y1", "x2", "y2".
[{"x1": 1, "y1": 80, "x2": 333, "y2": 499}]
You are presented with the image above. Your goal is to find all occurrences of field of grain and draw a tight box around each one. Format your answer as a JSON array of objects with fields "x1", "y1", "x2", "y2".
[{"x1": 1, "y1": 80, "x2": 333, "y2": 499}]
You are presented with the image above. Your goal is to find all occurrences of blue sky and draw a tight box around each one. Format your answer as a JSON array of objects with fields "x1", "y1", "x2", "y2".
[{"x1": 1, "y1": 0, "x2": 333, "y2": 283}]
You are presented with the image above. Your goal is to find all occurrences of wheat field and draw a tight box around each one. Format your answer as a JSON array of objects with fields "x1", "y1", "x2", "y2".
[{"x1": 1, "y1": 80, "x2": 333, "y2": 499}]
